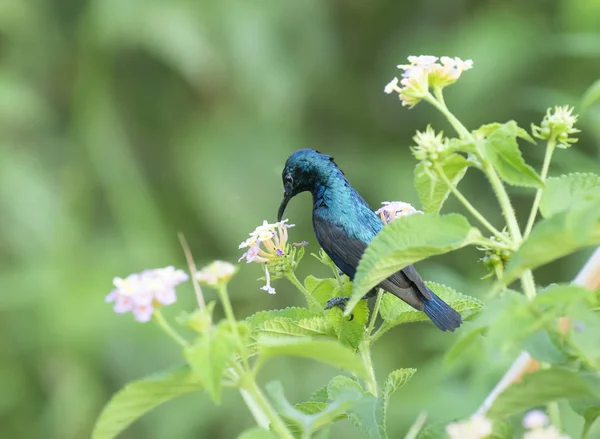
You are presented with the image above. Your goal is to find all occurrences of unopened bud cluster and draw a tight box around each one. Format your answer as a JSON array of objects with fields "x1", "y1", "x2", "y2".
[
  {"x1": 411, "y1": 126, "x2": 454, "y2": 166},
  {"x1": 479, "y1": 234, "x2": 512, "y2": 276},
  {"x1": 532, "y1": 106, "x2": 579, "y2": 149}
]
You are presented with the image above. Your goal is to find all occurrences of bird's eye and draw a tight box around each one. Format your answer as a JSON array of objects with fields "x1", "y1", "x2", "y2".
[{"x1": 285, "y1": 175, "x2": 294, "y2": 185}]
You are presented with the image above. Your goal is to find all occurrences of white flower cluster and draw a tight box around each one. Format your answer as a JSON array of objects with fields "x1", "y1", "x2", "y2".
[
  {"x1": 196, "y1": 260, "x2": 236, "y2": 287},
  {"x1": 239, "y1": 219, "x2": 306, "y2": 294},
  {"x1": 446, "y1": 414, "x2": 493, "y2": 439},
  {"x1": 522, "y1": 410, "x2": 570, "y2": 439},
  {"x1": 385, "y1": 55, "x2": 473, "y2": 107}
]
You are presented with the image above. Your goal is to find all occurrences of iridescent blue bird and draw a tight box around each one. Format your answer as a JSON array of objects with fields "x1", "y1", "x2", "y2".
[{"x1": 277, "y1": 148, "x2": 462, "y2": 331}]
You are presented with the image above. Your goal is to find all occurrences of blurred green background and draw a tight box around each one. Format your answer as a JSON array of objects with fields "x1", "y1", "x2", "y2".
[{"x1": 2, "y1": 0, "x2": 600, "y2": 438}]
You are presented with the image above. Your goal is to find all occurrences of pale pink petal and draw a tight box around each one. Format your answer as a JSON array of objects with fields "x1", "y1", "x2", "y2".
[
  {"x1": 155, "y1": 288, "x2": 177, "y2": 305},
  {"x1": 133, "y1": 304, "x2": 154, "y2": 322},
  {"x1": 114, "y1": 295, "x2": 134, "y2": 313},
  {"x1": 105, "y1": 290, "x2": 118, "y2": 303}
]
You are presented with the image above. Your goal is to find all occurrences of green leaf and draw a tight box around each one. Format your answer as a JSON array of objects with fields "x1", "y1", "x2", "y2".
[
  {"x1": 489, "y1": 368, "x2": 598, "y2": 418},
  {"x1": 566, "y1": 301, "x2": 600, "y2": 367},
  {"x1": 539, "y1": 173, "x2": 600, "y2": 218},
  {"x1": 326, "y1": 292, "x2": 369, "y2": 349},
  {"x1": 503, "y1": 201, "x2": 600, "y2": 283},
  {"x1": 310, "y1": 385, "x2": 330, "y2": 403},
  {"x1": 347, "y1": 213, "x2": 482, "y2": 315},
  {"x1": 184, "y1": 321, "x2": 238, "y2": 403},
  {"x1": 237, "y1": 428, "x2": 278, "y2": 439},
  {"x1": 268, "y1": 381, "x2": 357, "y2": 437},
  {"x1": 581, "y1": 78, "x2": 600, "y2": 113},
  {"x1": 347, "y1": 393, "x2": 387, "y2": 439},
  {"x1": 92, "y1": 365, "x2": 203, "y2": 439},
  {"x1": 326, "y1": 375, "x2": 363, "y2": 400},
  {"x1": 258, "y1": 316, "x2": 333, "y2": 338},
  {"x1": 414, "y1": 154, "x2": 469, "y2": 214},
  {"x1": 522, "y1": 330, "x2": 568, "y2": 364},
  {"x1": 305, "y1": 277, "x2": 339, "y2": 308},
  {"x1": 258, "y1": 336, "x2": 369, "y2": 379},
  {"x1": 325, "y1": 375, "x2": 387, "y2": 439},
  {"x1": 445, "y1": 323, "x2": 487, "y2": 365},
  {"x1": 246, "y1": 307, "x2": 319, "y2": 330},
  {"x1": 476, "y1": 121, "x2": 544, "y2": 188},
  {"x1": 379, "y1": 282, "x2": 483, "y2": 332},
  {"x1": 533, "y1": 284, "x2": 594, "y2": 307},
  {"x1": 383, "y1": 369, "x2": 416, "y2": 406}
]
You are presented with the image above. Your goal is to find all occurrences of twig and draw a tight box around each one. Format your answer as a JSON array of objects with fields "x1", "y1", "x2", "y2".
[
  {"x1": 177, "y1": 232, "x2": 206, "y2": 309},
  {"x1": 475, "y1": 247, "x2": 600, "y2": 415}
]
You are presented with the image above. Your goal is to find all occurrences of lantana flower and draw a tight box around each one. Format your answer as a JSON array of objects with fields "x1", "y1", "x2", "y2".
[
  {"x1": 196, "y1": 260, "x2": 237, "y2": 287},
  {"x1": 385, "y1": 55, "x2": 473, "y2": 107},
  {"x1": 531, "y1": 105, "x2": 579, "y2": 148},
  {"x1": 239, "y1": 219, "x2": 306, "y2": 294},
  {"x1": 522, "y1": 410, "x2": 570, "y2": 439},
  {"x1": 105, "y1": 266, "x2": 189, "y2": 322},
  {"x1": 445, "y1": 414, "x2": 493, "y2": 439},
  {"x1": 375, "y1": 201, "x2": 423, "y2": 225}
]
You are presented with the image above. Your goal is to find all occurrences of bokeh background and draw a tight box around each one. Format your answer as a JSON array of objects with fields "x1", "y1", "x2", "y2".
[{"x1": 2, "y1": 0, "x2": 600, "y2": 438}]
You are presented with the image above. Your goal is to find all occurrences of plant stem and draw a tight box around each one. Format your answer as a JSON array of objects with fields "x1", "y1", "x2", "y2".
[
  {"x1": 178, "y1": 233, "x2": 206, "y2": 309},
  {"x1": 524, "y1": 138, "x2": 556, "y2": 238},
  {"x1": 520, "y1": 270, "x2": 537, "y2": 300},
  {"x1": 483, "y1": 164, "x2": 522, "y2": 240},
  {"x1": 285, "y1": 271, "x2": 322, "y2": 309},
  {"x1": 153, "y1": 309, "x2": 189, "y2": 347},
  {"x1": 548, "y1": 400, "x2": 562, "y2": 432},
  {"x1": 434, "y1": 163, "x2": 507, "y2": 242},
  {"x1": 218, "y1": 284, "x2": 250, "y2": 370},
  {"x1": 425, "y1": 92, "x2": 470, "y2": 138},
  {"x1": 358, "y1": 340, "x2": 378, "y2": 396},
  {"x1": 367, "y1": 289, "x2": 384, "y2": 337},
  {"x1": 241, "y1": 377, "x2": 294, "y2": 439},
  {"x1": 484, "y1": 162, "x2": 538, "y2": 299}
]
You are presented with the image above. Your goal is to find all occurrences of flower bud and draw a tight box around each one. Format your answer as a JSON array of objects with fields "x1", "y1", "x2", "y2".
[{"x1": 532, "y1": 106, "x2": 580, "y2": 148}]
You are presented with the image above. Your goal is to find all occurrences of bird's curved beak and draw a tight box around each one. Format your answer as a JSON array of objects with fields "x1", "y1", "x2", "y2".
[{"x1": 277, "y1": 191, "x2": 292, "y2": 221}]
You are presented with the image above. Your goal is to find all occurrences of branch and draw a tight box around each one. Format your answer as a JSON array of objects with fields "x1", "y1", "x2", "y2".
[{"x1": 475, "y1": 247, "x2": 600, "y2": 416}]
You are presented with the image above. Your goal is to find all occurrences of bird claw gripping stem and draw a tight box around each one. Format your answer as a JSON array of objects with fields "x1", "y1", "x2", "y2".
[
  {"x1": 324, "y1": 297, "x2": 354, "y2": 321},
  {"x1": 324, "y1": 289, "x2": 378, "y2": 321}
]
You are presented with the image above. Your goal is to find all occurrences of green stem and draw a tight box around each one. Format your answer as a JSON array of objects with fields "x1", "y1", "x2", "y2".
[
  {"x1": 484, "y1": 164, "x2": 522, "y2": 240},
  {"x1": 241, "y1": 377, "x2": 295, "y2": 439},
  {"x1": 524, "y1": 138, "x2": 556, "y2": 238},
  {"x1": 285, "y1": 271, "x2": 322, "y2": 309},
  {"x1": 434, "y1": 163, "x2": 508, "y2": 242},
  {"x1": 218, "y1": 284, "x2": 250, "y2": 370},
  {"x1": 367, "y1": 289, "x2": 384, "y2": 337},
  {"x1": 358, "y1": 340, "x2": 378, "y2": 396},
  {"x1": 485, "y1": 163, "x2": 538, "y2": 298},
  {"x1": 153, "y1": 309, "x2": 189, "y2": 347},
  {"x1": 548, "y1": 401, "x2": 562, "y2": 432},
  {"x1": 425, "y1": 91, "x2": 470, "y2": 138},
  {"x1": 521, "y1": 270, "x2": 537, "y2": 300}
]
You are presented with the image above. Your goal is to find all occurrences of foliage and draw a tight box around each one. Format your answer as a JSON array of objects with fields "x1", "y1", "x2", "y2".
[{"x1": 8, "y1": 2, "x2": 600, "y2": 437}]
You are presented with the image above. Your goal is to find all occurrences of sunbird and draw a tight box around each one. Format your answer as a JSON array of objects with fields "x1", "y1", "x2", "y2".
[{"x1": 277, "y1": 148, "x2": 462, "y2": 331}]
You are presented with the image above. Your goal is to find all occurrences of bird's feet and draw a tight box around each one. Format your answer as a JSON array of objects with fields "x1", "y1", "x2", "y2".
[
  {"x1": 324, "y1": 289, "x2": 379, "y2": 321},
  {"x1": 324, "y1": 296, "x2": 354, "y2": 321}
]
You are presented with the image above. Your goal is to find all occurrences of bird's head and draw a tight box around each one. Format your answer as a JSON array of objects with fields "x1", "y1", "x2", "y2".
[{"x1": 277, "y1": 148, "x2": 336, "y2": 221}]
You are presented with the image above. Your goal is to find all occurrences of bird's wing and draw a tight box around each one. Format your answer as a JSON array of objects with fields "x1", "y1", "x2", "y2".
[
  {"x1": 313, "y1": 215, "x2": 432, "y2": 303},
  {"x1": 313, "y1": 214, "x2": 367, "y2": 279},
  {"x1": 383, "y1": 265, "x2": 433, "y2": 301}
]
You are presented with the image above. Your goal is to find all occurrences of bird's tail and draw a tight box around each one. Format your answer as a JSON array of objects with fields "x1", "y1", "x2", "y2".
[{"x1": 422, "y1": 288, "x2": 462, "y2": 332}]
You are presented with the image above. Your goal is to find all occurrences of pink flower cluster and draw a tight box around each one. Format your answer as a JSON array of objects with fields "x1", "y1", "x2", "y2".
[
  {"x1": 375, "y1": 201, "x2": 423, "y2": 225},
  {"x1": 105, "y1": 266, "x2": 189, "y2": 322}
]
